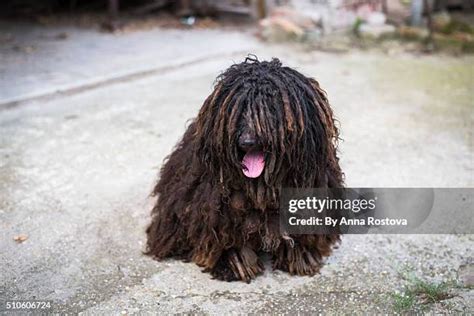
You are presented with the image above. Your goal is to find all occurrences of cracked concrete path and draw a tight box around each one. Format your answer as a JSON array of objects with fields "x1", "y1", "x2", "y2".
[{"x1": 0, "y1": 27, "x2": 473, "y2": 314}]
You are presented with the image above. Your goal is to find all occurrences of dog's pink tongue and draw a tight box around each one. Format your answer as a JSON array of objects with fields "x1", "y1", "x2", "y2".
[{"x1": 242, "y1": 151, "x2": 265, "y2": 178}]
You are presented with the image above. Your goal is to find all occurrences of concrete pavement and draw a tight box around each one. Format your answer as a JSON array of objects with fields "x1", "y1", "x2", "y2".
[
  {"x1": 0, "y1": 21, "x2": 259, "y2": 107},
  {"x1": 0, "y1": 25, "x2": 473, "y2": 314}
]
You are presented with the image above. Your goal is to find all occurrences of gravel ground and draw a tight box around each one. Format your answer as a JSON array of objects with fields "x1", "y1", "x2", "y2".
[{"x1": 0, "y1": 24, "x2": 473, "y2": 314}]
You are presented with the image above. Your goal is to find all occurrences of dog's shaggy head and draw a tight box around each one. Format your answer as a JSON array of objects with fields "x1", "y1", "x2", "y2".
[{"x1": 194, "y1": 57, "x2": 342, "y2": 209}]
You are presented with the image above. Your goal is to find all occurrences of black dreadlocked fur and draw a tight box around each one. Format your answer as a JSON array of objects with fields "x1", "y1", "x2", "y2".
[{"x1": 146, "y1": 57, "x2": 344, "y2": 282}]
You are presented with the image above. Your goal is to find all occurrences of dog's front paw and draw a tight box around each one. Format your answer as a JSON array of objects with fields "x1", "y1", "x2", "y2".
[
  {"x1": 273, "y1": 243, "x2": 322, "y2": 276},
  {"x1": 209, "y1": 255, "x2": 241, "y2": 282},
  {"x1": 208, "y1": 247, "x2": 264, "y2": 283}
]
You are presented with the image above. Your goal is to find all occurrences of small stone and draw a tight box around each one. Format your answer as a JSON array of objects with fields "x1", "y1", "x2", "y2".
[
  {"x1": 13, "y1": 234, "x2": 28, "y2": 243},
  {"x1": 366, "y1": 12, "x2": 386, "y2": 26},
  {"x1": 359, "y1": 24, "x2": 396, "y2": 38},
  {"x1": 259, "y1": 6, "x2": 318, "y2": 42}
]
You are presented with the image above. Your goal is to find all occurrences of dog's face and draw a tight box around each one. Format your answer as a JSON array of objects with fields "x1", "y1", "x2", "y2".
[
  {"x1": 229, "y1": 72, "x2": 329, "y2": 183},
  {"x1": 195, "y1": 57, "x2": 340, "y2": 200}
]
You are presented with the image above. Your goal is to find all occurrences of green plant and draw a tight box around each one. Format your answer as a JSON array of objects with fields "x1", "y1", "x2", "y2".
[
  {"x1": 441, "y1": 20, "x2": 474, "y2": 35},
  {"x1": 352, "y1": 17, "x2": 365, "y2": 37},
  {"x1": 391, "y1": 277, "x2": 454, "y2": 313},
  {"x1": 392, "y1": 291, "x2": 416, "y2": 313},
  {"x1": 411, "y1": 279, "x2": 452, "y2": 304}
]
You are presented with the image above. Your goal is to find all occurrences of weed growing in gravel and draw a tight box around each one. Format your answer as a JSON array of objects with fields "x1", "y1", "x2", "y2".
[{"x1": 391, "y1": 278, "x2": 454, "y2": 313}]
